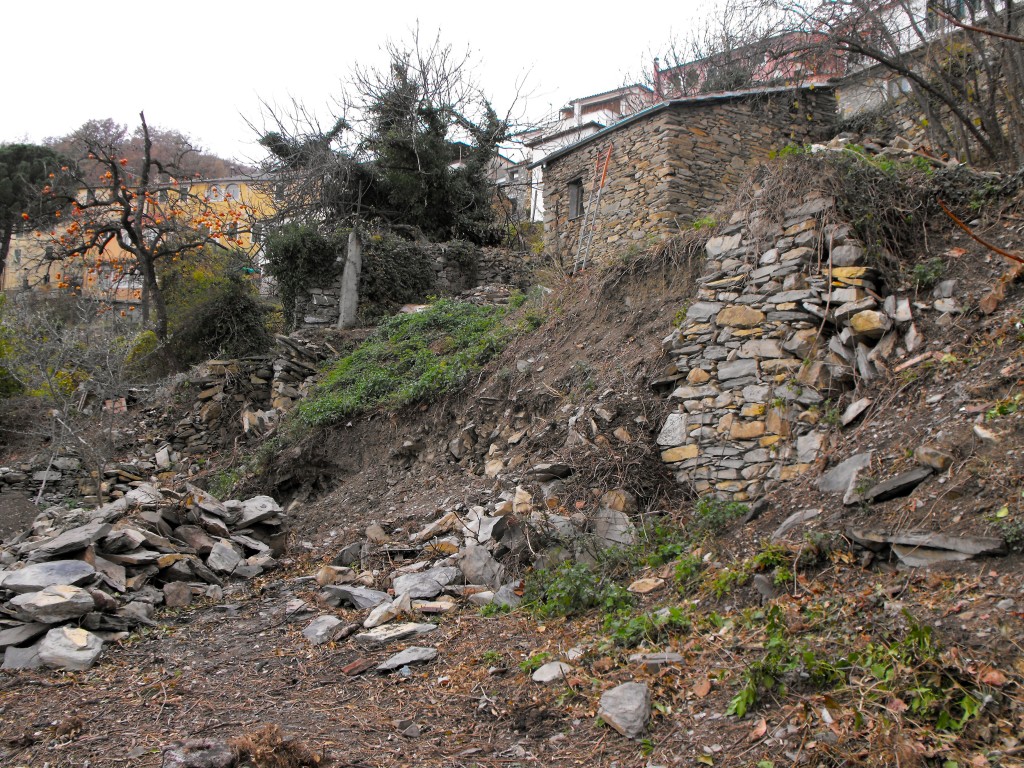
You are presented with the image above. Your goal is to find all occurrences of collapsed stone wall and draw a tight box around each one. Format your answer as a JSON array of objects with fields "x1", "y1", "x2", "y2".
[
  {"x1": 654, "y1": 194, "x2": 923, "y2": 501},
  {"x1": 541, "y1": 87, "x2": 838, "y2": 268},
  {"x1": 0, "y1": 336, "x2": 328, "y2": 506},
  {"x1": 299, "y1": 244, "x2": 532, "y2": 328}
]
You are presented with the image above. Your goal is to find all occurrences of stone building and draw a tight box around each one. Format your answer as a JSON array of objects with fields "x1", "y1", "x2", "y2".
[{"x1": 534, "y1": 85, "x2": 837, "y2": 267}]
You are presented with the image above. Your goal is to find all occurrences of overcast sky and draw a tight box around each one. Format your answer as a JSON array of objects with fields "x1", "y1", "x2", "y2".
[{"x1": 0, "y1": 1, "x2": 709, "y2": 164}]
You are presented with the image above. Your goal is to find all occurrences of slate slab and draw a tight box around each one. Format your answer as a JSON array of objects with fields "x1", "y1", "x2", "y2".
[
  {"x1": 234, "y1": 496, "x2": 283, "y2": 527},
  {"x1": 627, "y1": 652, "x2": 684, "y2": 664},
  {"x1": 161, "y1": 739, "x2": 236, "y2": 768},
  {"x1": 772, "y1": 508, "x2": 821, "y2": 541},
  {"x1": 1, "y1": 560, "x2": 95, "y2": 593},
  {"x1": 376, "y1": 646, "x2": 437, "y2": 672},
  {"x1": 2, "y1": 641, "x2": 43, "y2": 670},
  {"x1": 458, "y1": 545, "x2": 504, "y2": 587},
  {"x1": 206, "y1": 540, "x2": 243, "y2": 574},
  {"x1": 891, "y1": 545, "x2": 974, "y2": 567},
  {"x1": 11, "y1": 584, "x2": 95, "y2": 623},
  {"x1": 38, "y1": 626, "x2": 103, "y2": 670},
  {"x1": 321, "y1": 585, "x2": 390, "y2": 610},
  {"x1": 817, "y1": 452, "x2": 872, "y2": 494},
  {"x1": 353, "y1": 622, "x2": 437, "y2": 648},
  {"x1": 864, "y1": 467, "x2": 933, "y2": 503},
  {"x1": 303, "y1": 615, "x2": 344, "y2": 645},
  {"x1": 163, "y1": 581, "x2": 193, "y2": 608},
  {"x1": 592, "y1": 508, "x2": 634, "y2": 548},
  {"x1": 532, "y1": 661, "x2": 573, "y2": 683},
  {"x1": 490, "y1": 582, "x2": 522, "y2": 610},
  {"x1": 0, "y1": 622, "x2": 49, "y2": 649},
  {"x1": 848, "y1": 528, "x2": 1007, "y2": 556},
  {"x1": 392, "y1": 566, "x2": 460, "y2": 599},
  {"x1": 24, "y1": 522, "x2": 111, "y2": 561}
]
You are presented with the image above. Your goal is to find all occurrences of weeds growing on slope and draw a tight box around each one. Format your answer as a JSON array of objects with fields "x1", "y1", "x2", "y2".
[{"x1": 297, "y1": 299, "x2": 522, "y2": 427}]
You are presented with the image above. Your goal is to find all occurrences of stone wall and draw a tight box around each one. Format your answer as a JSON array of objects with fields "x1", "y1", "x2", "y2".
[
  {"x1": 299, "y1": 244, "x2": 532, "y2": 328},
  {"x1": 541, "y1": 88, "x2": 838, "y2": 267},
  {"x1": 654, "y1": 193, "x2": 922, "y2": 501}
]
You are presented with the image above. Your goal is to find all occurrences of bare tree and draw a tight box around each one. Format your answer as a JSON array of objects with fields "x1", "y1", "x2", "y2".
[
  {"x1": 42, "y1": 112, "x2": 258, "y2": 342},
  {"x1": 646, "y1": 4, "x2": 800, "y2": 99},
  {"x1": 760, "y1": 0, "x2": 1024, "y2": 166},
  {"x1": 46, "y1": 119, "x2": 251, "y2": 179},
  {"x1": 250, "y1": 97, "x2": 367, "y2": 232},
  {"x1": 0, "y1": 296, "x2": 139, "y2": 504}
]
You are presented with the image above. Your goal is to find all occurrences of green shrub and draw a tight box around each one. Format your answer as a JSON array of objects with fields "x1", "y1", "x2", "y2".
[
  {"x1": 264, "y1": 225, "x2": 344, "y2": 330},
  {"x1": 638, "y1": 520, "x2": 690, "y2": 568},
  {"x1": 165, "y1": 274, "x2": 272, "y2": 368},
  {"x1": 691, "y1": 497, "x2": 748, "y2": 538},
  {"x1": 710, "y1": 566, "x2": 752, "y2": 599},
  {"x1": 673, "y1": 554, "x2": 705, "y2": 595},
  {"x1": 297, "y1": 298, "x2": 516, "y2": 427},
  {"x1": 358, "y1": 233, "x2": 441, "y2": 321},
  {"x1": 519, "y1": 652, "x2": 550, "y2": 674},
  {"x1": 122, "y1": 329, "x2": 160, "y2": 377},
  {"x1": 605, "y1": 606, "x2": 690, "y2": 648},
  {"x1": 912, "y1": 258, "x2": 946, "y2": 290},
  {"x1": 522, "y1": 561, "x2": 633, "y2": 619},
  {"x1": 751, "y1": 541, "x2": 791, "y2": 572}
]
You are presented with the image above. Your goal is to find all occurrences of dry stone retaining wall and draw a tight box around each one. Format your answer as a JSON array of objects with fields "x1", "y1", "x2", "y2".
[
  {"x1": 299, "y1": 244, "x2": 531, "y2": 328},
  {"x1": 655, "y1": 194, "x2": 923, "y2": 501}
]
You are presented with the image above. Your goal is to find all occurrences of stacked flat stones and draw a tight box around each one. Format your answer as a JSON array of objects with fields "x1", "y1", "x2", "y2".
[
  {"x1": 0, "y1": 484, "x2": 287, "y2": 670},
  {"x1": 299, "y1": 243, "x2": 532, "y2": 329},
  {"x1": 656, "y1": 196, "x2": 920, "y2": 501}
]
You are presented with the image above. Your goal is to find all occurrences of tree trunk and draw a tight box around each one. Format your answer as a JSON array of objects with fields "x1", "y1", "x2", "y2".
[
  {"x1": 139, "y1": 256, "x2": 168, "y2": 341},
  {"x1": 0, "y1": 219, "x2": 13, "y2": 288}
]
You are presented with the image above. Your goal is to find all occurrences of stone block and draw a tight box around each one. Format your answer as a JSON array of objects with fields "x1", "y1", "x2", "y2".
[
  {"x1": 730, "y1": 420, "x2": 766, "y2": 440},
  {"x1": 685, "y1": 302, "x2": 725, "y2": 323},
  {"x1": 718, "y1": 359, "x2": 758, "y2": 380},
  {"x1": 661, "y1": 445, "x2": 699, "y2": 463},
  {"x1": 657, "y1": 413, "x2": 688, "y2": 446},
  {"x1": 715, "y1": 305, "x2": 765, "y2": 328},
  {"x1": 738, "y1": 339, "x2": 785, "y2": 359},
  {"x1": 849, "y1": 310, "x2": 892, "y2": 340}
]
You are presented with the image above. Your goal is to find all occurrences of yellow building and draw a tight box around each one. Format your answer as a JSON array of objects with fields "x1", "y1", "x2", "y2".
[{"x1": 1, "y1": 176, "x2": 276, "y2": 307}]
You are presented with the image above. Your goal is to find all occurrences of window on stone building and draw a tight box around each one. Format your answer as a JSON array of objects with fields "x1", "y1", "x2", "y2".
[{"x1": 568, "y1": 178, "x2": 585, "y2": 219}]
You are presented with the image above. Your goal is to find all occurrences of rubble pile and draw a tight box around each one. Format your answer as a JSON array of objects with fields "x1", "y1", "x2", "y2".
[
  {"x1": 167, "y1": 334, "x2": 331, "y2": 457},
  {"x1": 298, "y1": 481, "x2": 645, "y2": 669},
  {"x1": 0, "y1": 484, "x2": 287, "y2": 671},
  {"x1": 458, "y1": 283, "x2": 517, "y2": 306},
  {"x1": 1, "y1": 335, "x2": 332, "y2": 504}
]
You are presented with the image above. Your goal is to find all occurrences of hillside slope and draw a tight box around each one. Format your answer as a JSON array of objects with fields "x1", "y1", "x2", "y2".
[{"x1": 3, "y1": 154, "x2": 1024, "y2": 767}]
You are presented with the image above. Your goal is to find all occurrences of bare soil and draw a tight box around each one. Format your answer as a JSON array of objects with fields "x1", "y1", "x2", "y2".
[{"x1": 3, "y1": 182, "x2": 1024, "y2": 768}]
